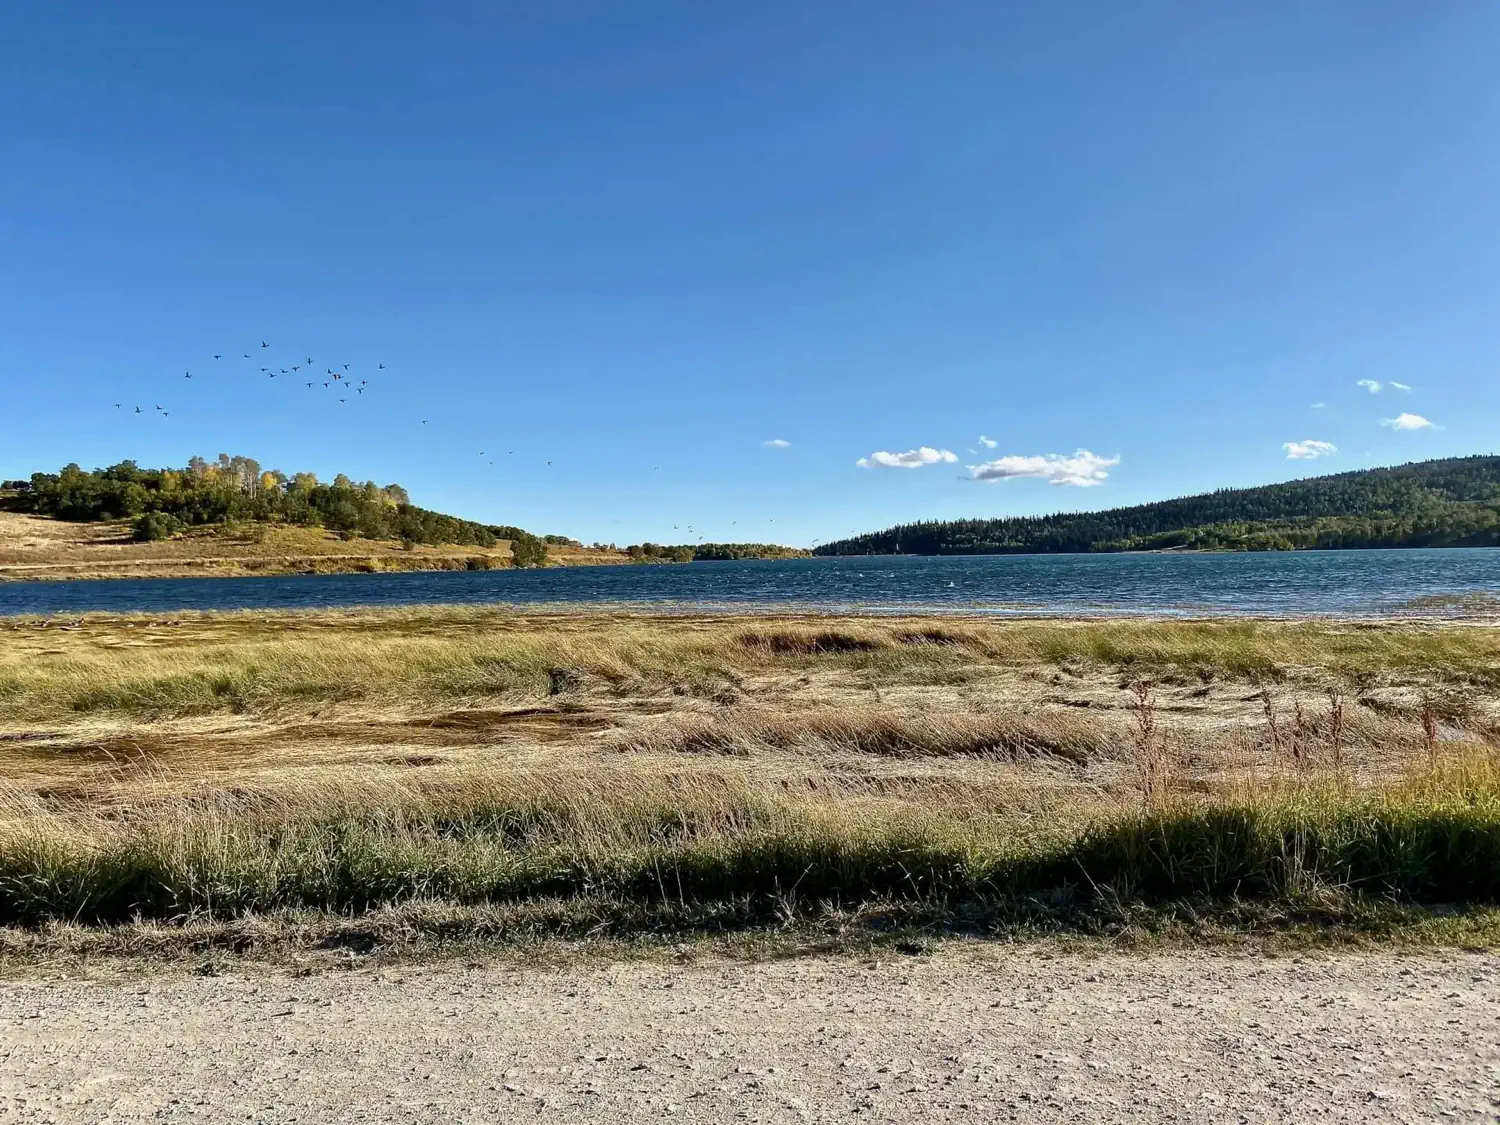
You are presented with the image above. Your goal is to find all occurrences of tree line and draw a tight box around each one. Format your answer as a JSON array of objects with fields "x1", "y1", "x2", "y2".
[
  {"x1": 624, "y1": 542, "x2": 812, "y2": 563},
  {"x1": 814, "y1": 456, "x2": 1500, "y2": 556},
  {"x1": 4, "y1": 456, "x2": 511, "y2": 551}
]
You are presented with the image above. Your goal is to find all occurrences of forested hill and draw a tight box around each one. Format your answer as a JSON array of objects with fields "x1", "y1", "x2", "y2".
[
  {"x1": 1, "y1": 456, "x2": 502, "y2": 548},
  {"x1": 814, "y1": 456, "x2": 1500, "y2": 556}
]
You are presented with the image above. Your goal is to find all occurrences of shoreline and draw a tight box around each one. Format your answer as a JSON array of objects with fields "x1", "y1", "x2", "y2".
[
  {"x1": 0, "y1": 550, "x2": 629, "y2": 584},
  {"x1": 4, "y1": 598, "x2": 1500, "y2": 624}
]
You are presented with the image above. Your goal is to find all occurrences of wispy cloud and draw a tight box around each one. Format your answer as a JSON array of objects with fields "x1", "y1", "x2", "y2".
[
  {"x1": 1311, "y1": 402, "x2": 1326, "y2": 409},
  {"x1": 1284, "y1": 439, "x2": 1337, "y2": 460},
  {"x1": 857, "y1": 447, "x2": 959, "y2": 469},
  {"x1": 1380, "y1": 412, "x2": 1437, "y2": 431},
  {"x1": 762, "y1": 438, "x2": 791, "y2": 449},
  {"x1": 978, "y1": 435, "x2": 998, "y2": 449},
  {"x1": 967, "y1": 449, "x2": 1119, "y2": 487},
  {"x1": 1389, "y1": 381, "x2": 1412, "y2": 392},
  {"x1": 1356, "y1": 379, "x2": 1383, "y2": 394}
]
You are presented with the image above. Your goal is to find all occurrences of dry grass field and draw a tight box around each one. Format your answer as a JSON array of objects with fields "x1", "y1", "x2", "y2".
[
  {"x1": 2, "y1": 608, "x2": 1500, "y2": 957},
  {"x1": 0, "y1": 510, "x2": 627, "y2": 581}
]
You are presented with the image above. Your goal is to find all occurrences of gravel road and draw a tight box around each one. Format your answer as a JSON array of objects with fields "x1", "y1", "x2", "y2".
[{"x1": 2, "y1": 949, "x2": 1497, "y2": 1123}]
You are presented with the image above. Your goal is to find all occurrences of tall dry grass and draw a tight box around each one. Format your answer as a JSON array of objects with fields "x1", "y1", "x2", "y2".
[
  {"x1": 2, "y1": 738, "x2": 1498, "y2": 928},
  {"x1": 612, "y1": 705, "x2": 1116, "y2": 763},
  {"x1": 4, "y1": 613, "x2": 1499, "y2": 726},
  {"x1": 3, "y1": 610, "x2": 1500, "y2": 937}
]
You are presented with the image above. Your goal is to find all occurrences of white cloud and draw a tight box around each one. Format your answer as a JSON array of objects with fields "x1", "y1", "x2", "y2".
[
  {"x1": 1389, "y1": 381, "x2": 1412, "y2": 392},
  {"x1": 1310, "y1": 402, "x2": 1326, "y2": 409},
  {"x1": 967, "y1": 449, "x2": 1119, "y2": 487},
  {"x1": 978, "y1": 435, "x2": 998, "y2": 449},
  {"x1": 762, "y1": 438, "x2": 791, "y2": 449},
  {"x1": 857, "y1": 447, "x2": 959, "y2": 469},
  {"x1": 1356, "y1": 379, "x2": 1382, "y2": 394},
  {"x1": 1380, "y1": 412, "x2": 1437, "y2": 431},
  {"x1": 1284, "y1": 440, "x2": 1338, "y2": 460}
]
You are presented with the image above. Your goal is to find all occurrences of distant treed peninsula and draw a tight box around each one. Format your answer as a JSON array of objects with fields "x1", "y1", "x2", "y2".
[
  {"x1": 815, "y1": 456, "x2": 1500, "y2": 556},
  {"x1": 3, "y1": 456, "x2": 503, "y2": 547},
  {"x1": 622, "y1": 542, "x2": 811, "y2": 563}
]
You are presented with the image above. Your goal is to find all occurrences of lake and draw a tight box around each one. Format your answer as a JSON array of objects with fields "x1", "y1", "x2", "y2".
[{"x1": 1, "y1": 549, "x2": 1498, "y2": 617}]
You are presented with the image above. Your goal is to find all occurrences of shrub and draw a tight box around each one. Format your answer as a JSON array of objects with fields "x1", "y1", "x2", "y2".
[
  {"x1": 508, "y1": 530, "x2": 547, "y2": 568},
  {"x1": 131, "y1": 512, "x2": 183, "y2": 542}
]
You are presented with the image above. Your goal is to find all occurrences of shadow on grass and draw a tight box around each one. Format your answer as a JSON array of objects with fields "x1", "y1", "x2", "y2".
[{"x1": 5, "y1": 799, "x2": 1500, "y2": 940}]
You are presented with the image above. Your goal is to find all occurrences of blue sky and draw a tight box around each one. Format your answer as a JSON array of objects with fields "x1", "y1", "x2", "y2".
[{"x1": 2, "y1": 3, "x2": 1497, "y2": 546}]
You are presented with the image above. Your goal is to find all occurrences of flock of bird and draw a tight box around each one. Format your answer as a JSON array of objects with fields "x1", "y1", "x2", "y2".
[
  {"x1": 107, "y1": 339, "x2": 785, "y2": 543},
  {"x1": 115, "y1": 341, "x2": 389, "y2": 419}
]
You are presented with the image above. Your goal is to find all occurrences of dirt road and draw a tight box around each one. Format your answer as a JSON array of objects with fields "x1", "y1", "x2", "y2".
[{"x1": 2, "y1": 949, "x2": 1497, "y2": 1123}]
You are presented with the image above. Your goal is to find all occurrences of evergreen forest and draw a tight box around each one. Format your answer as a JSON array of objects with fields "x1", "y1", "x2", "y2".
[{"x1": 814, "y1": 456, "x2": 1500, "y2": 556}]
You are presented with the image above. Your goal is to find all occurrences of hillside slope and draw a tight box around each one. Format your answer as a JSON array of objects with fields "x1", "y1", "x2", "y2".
[
  {"x1": 815, "y1": 455, "x2": 1500, "y2": 555},
  {"x1": 0, "y1": 455, "x2": 624, "y2": 580}
]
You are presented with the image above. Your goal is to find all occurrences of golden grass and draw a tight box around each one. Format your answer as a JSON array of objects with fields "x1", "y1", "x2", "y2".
[
  {"x1": 4, "y1": 748, "x2": 1500, "y2": 930},
  {"x1": 2, "y1": 609, "x2": 1500, "y2": 947},
  {"x1": 5, "y1": 610, "x2": 1499, "y2": 725}
]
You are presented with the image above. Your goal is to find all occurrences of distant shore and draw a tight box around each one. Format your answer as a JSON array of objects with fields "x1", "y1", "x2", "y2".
[
  {"x1": 0, "y1": 509, "x2": 635, "y2": 582},
  {"x1": 0, "y1": 549, "x2": 632, "y2": 583}
]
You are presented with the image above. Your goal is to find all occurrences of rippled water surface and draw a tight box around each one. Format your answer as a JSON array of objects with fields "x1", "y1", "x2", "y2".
[{"x1": 2, "y1": 550, "x2": 1499, "y2": 617}]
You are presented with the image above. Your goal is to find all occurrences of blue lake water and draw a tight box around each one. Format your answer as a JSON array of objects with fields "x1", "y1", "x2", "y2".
[{"x1": 1, "y1": 550, "x2": 1499, "y2": 617}]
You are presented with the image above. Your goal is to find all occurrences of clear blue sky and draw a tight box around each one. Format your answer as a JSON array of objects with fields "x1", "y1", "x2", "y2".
[{"x1": 3, "y1": 3, "x2": 1497, "y2": 546}]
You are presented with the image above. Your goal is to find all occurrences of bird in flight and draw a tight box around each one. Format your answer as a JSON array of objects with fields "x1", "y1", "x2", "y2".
[
  {"x1": 261, "y1": 341, "x2": 269, "y2": 348},
  {"x1": 306, "y1": 382, "x2": 313, "y2": 388},
  {"x1": 422, "y1": 420, "x2": 427, "y2": 424},
  {"x1": 323, "y1": 382, "x2": 330, "y2": 388},
  {"x1": 339, "y1": 398, "x2": 346, "y2": 404},
  {"x1": 213, "y1": 354, "x2": 221, "y2": 360},
  {"x1": 184, "y1": 372, "x2": 192, "y2": 378},
  {"x1": 242, "y1": 354, "x2": 250, "y2": 359},
  {"x1": 292, "y1": 365, "x2": 300, "y2": 372},
  {"x1": 356, "y1": 387, "x2": 364, "y2": 394},
  {"x1": 342, "y1": 364, "x2": 350, "y2": 371},
  {"x1": 135, "y1": 406, "x2": 141, "y2": 413},
  {"x1": 114, "y1": 403, "x2": 121, "y2": 409},
  {"x1": 378, "y1": 363, "x2": 386, "y2": 370}
]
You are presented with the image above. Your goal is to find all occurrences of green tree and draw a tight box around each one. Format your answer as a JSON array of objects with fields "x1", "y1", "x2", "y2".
[
  {"x1": 132, "y1": 512, "x2": 183, "y2": 541},
  {"x1": 508, "y1": 530, "x2": 547, "y2": 567}
]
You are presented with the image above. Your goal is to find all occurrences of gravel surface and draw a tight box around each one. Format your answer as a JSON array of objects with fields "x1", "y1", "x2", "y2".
[{"x1": 2, "y1": 948, "x2": 1498, "y2": 1123}]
